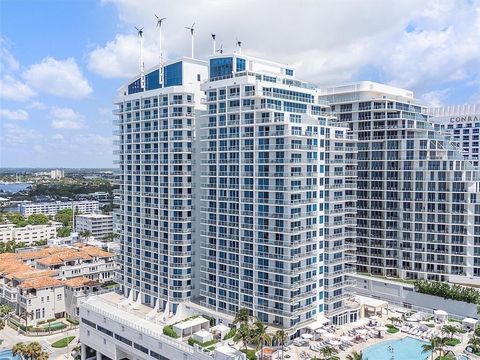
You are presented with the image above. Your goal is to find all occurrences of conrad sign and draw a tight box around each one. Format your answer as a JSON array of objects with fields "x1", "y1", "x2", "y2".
[{"x1": 450, "y1": 114, "x2": 480, "y2": 123}]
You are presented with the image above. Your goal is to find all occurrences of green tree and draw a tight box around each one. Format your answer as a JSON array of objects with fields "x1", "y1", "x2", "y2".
[
  {"x1": 234, "y1": 308, "x2": 250, "y2": 326},
  {"x1": 469, "y1": 335, "x2": 480, "y2": 352},
  {"x1": 27, "y1": 214, "x2": 50, "y2": 225},
  {"x1": 57, "y1": 226, "x2": 72, "y2": 237},
  {"x1": 319, "y1": 345, "x2": 338, "y2": 360},
  {"x1": 273, "y1": 329, "x2": 288, "y2": 360},
  {"x1": 387, "y1": 316, "x2": 401, "y2": 326},
  {"x1": 79, "y1": 230, "x2": 92, "y2": 240},
  {"x1": 233, "y1": 323, "x2": 251, "y2": 352},
  {"x1": 253, "y1": 320, "x2": 272, "y2": 360},
  {"x1": 55, "y1": 209, "x2": 74, "y2": 227},
  {"x1": 442, "y1": 324, "x2": 457, "y2": 340},
  {"x1": 12, "y1": 343, "x2": 27, "y2": 360},
  {"x1": 346, "y1": 351, "x2": 365, "y2": 360}
]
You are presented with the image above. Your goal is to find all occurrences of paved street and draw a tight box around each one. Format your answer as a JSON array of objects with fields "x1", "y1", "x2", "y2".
[{"x1": 0, "y1": 325, "x2": 80, "y2": 360}]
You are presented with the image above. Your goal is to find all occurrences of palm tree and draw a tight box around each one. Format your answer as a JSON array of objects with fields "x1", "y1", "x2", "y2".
[
  {"x1": 79, "y1": 230, "x2": 92, "y2": 241},
  {"x1": 253, "y1": 320, "x2": 272, "y2": 360},
  {"x1": 422, "y1": 337, "x2": 437, "y2": 360},
  {"x1": 469, "y1": 335, "x2": 480, "y2": 352},
  {"x1": 12, "y1": 343, "x2": 26, "y2": 360},
  {"x1": 273, "y1": 329, "x2": 288, "y2": 360},
  {"x1": 346, "y1": 351, "x2": 365, "y2": 360},
  {"x1": 234, "y1": 308, "x2": 250, "y2": 326},
  {"x1": 442, "y1": 324, "x2": 457, "y2": 340},
  {"x1": 319, "y1": 345, "x2": 338, "y2": 360},
  {"x1": 233, "y1": 323, "x2": 251, "y2": 352},
  {"x1": 387, "y1": 316, "x2": 401, "y2": 326},
  {"x1": 25, "y1": 342, "x2": 44, "y2": 360}
]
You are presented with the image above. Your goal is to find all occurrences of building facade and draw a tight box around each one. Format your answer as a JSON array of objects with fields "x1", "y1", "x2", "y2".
[
  {"x1": 199, "y1": 54, "x2": 358, "y2": 328},
  {"x1": 0, "y1": 222, "x2": 61, "y2": 245},
  {"x1": 0, "y1": 245, "x2": 114, "y2": 325},
  {"x1": 76, "y1": 214, "x2": 114, "y2": 240},
  {"x1": 319, "y1": 82, "x2": 480, "y2": 284},
  {"x1": 114, "y1": 57, "x2": 208, "y2": 312},
  {"x1": 19, "y1": 200, "x2": 99, "y2": 216},
  {"x1": 429, "y1": 104, "x2": 480, "y2": 168}
]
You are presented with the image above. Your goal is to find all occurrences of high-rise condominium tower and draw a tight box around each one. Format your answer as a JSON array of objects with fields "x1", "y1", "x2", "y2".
[
  {"x1": 199, "y1": 55, "x2": 358, "y2": 328},
  {"x1": 114, "y1": 57, "x2": 208, "y2": 312},
  {"x1": 319, "y1": 82, "x2": 480, "y2": 284}
]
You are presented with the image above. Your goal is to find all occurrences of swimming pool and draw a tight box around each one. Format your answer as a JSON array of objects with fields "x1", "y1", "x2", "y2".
[
  {"x1": 363, "y1": 336, "x2": 431, "y2": 360},
  {"x1": 0, "y1": 350, "x2": 21, "y2": 360}
]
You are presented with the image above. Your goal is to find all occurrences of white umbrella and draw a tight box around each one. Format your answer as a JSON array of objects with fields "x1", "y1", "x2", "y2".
[
  {"x1": 376, "y1": 326, "x2": 388, "y2": 331},
  {"x1": 301, "y1": 333, "x2": 313, "y2": 340},
  {"x1": 323, "y1": 332, "x2": 336, "y2": 339},
  {"x1": 329, "y1": 340, "x2": 342, "y2": 346},
  {"x1": 340, "y1": 335, "x2": 353, "y2": 342},
  {"x1": 356, "y1": 329, "x2": 368, "y2": 335},
  {"x1": 315, "y1": 329, "x2": 327, "y2": 334}
]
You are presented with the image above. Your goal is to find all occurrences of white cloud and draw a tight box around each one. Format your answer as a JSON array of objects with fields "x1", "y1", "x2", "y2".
[
  {"x1": 0, "y1": 42, "x2": 20, "y2": 72},
  {"x1": 0, "y1": 108, "x2": 29, "y2": 121},
  {"x1": 49, "y1": 106, "x2": 85, "y2": 129},
  {"x1": 27, "y1": 101, "x2": 47, "y2": 110},
  {"x1": 23, "y1": 57, "x2": 92, "y2": 99},
  {"x1": 2, "y1": 123, "x2": 42, "y2": 146},
  {"x1": 97, "y1": 0, "x2": 480, "y2": 94},
  {"x1": 88, "y1": 34, "x2": 158, "y2": 78},
  {"x1": 421, "y1": 89, "x2": 450, "y2": 107},
  {"x1": 0, "y1": 74, "x2": 36, "y2": 101}
]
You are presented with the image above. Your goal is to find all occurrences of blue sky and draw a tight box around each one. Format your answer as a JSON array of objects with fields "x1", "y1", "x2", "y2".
[{"x1": 1, "y1": 0, "x2": 479, "y2": 168}]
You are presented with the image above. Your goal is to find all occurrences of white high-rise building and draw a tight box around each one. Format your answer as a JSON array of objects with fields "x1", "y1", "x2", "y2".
[
  {"x1": 319, "y1": 82, "x2": 480, "y2": 284},
  {"x1": 114, "y1": 57, "x2": 208, "y2": 312},
  {"x1": 429, "y1": 104, "x2": 480, "y2": 167},
  {"x1": 199, "y1": 54, "x2": 358, "y2": 328}
]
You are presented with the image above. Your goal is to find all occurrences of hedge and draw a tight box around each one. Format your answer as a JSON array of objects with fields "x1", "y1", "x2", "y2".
[{"x1": 163, "y1": 325, "x2": 179, "y2": 338}]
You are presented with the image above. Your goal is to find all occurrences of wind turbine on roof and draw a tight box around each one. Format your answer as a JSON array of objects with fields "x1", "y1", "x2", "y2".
[
  {"x1": 135, "y1": 26, "x2": 145, "y2": 89},
  {"x1": 235, "y1": 39, "x2": 242, "y2": 55},
  {"x1": 216, "y1": 44, "x2": 224, "y2": 54},
  {"x1": 211, "y1": 33, "x2": 216, "y2": 54},
  {"x1": 155, "y1": 15, "x2": 166, "y2": 86},
  {"x1": 185, "y1": 22, "x2": 195, "y2": 58}
]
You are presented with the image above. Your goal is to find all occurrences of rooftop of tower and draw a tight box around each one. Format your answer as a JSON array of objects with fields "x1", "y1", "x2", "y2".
[{"x1": 318, "y1": 81, "x2": 415, "y2": 99}]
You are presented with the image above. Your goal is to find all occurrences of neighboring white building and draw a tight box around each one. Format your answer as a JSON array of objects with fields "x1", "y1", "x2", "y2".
[
  {"x1": 76, "y1": 214, "x2": 113, "y2": 240},
  {"x1": 319, "y1": 82, "x2": 480, "y2": 284},
  {"x1": 19, "y1": 200, "x2": 99, "y2": 216},
  {"x1": 0, "y1": 222, "x2": 61, "y2": 245},
  {"x1": 429, "y1": 104, "x2": 480, "y2": 167},
  {"x1": 80, "y1": 292, "x2": 246, "y2": 360},
  {"x1": 0, "y1": 244, "x2": 116, "y2": 325},
  {"x1": 50, "y1": 169, "x2": 65, "y2": 179}
]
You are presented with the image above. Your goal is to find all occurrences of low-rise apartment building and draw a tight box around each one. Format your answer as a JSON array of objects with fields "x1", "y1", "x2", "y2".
[
  {"x1": 0, "y1": 245, "x2": 116, "y2": 325},
  {"x1": 75, "y1": 214, "x2": 113, "y2": 240},
  {"x1": 19, "y1": 200, "x2": 99, "y2": 216},
  {"x1": 0, "y1": 222, "x2": 61, "y2": 245}
]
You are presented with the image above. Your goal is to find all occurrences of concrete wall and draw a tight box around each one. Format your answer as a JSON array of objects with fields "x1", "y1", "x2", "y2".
[{"x1": 353, "y1": 274, "x2": 479, "y2": 319}]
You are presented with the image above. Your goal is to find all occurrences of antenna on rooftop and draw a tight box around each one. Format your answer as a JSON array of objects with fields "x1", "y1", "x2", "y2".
[
  {"x1": 155, "y1": 15, "x2": 166, "y2": 86},
  {"x1": 211, "y1": 34, "x2": 216, "y2": 54},
  {"x1": 216, "y1": 44, "x2": 223, "y2": 54},
  {"x1": 185, "y1": 22, "x2": 195, "y2": 58},
  {"x1": 135, "y1": 26, "x2": 145, "y2": 89}
]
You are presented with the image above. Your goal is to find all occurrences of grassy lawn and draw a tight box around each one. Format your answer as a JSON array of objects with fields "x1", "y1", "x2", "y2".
[
  {"x1": 445, "y1": 338, "x2": 461, "y2": 346},
  {"x1": 51, "y1": 336, "x2": 75, "y2": 348},
  {"x1": 386, "y1": 324, "x2": 399, "y2": 334}
]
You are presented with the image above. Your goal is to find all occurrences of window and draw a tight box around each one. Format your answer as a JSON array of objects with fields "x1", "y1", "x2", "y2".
[
  {"x1": 164, "y1": 62, "x2": 183, "y2": 87},
  {"x1": 57, "y1": 294, "x2": 62, "y2": 301}
]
